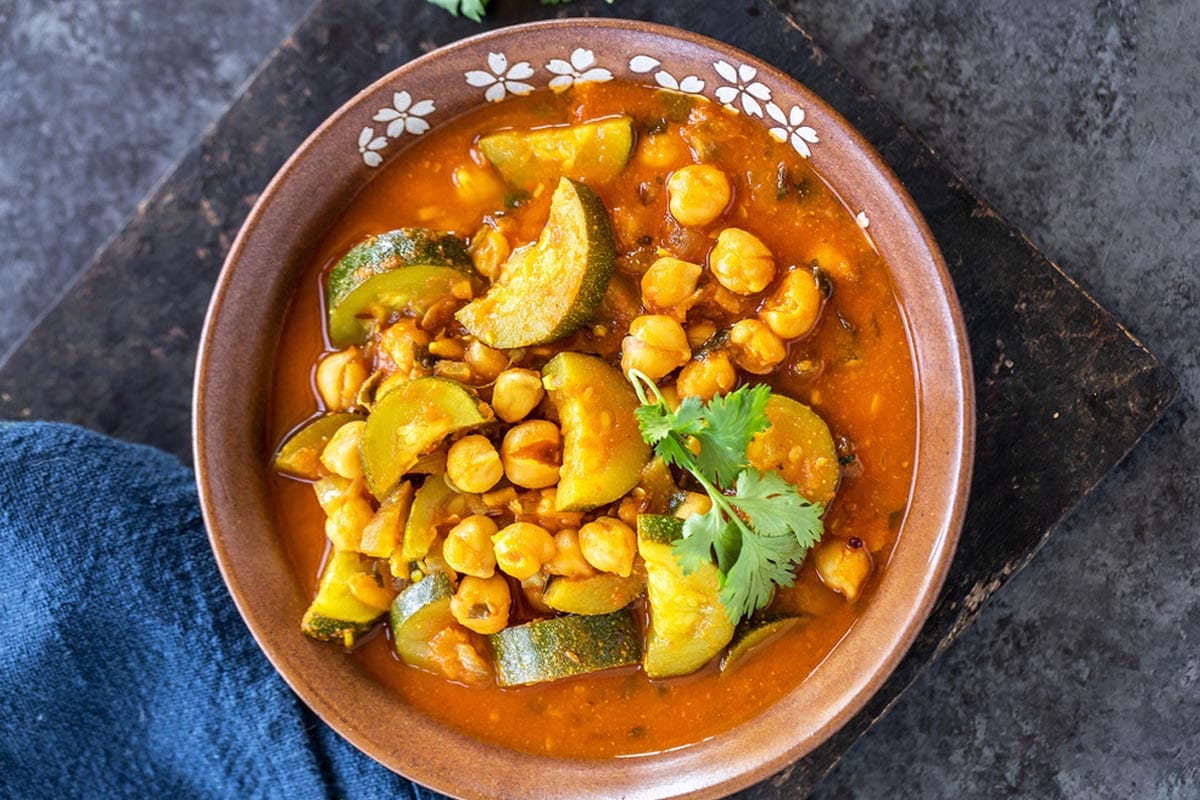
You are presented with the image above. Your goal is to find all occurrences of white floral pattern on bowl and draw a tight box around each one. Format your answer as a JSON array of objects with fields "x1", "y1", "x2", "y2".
[
  {"x1": 546, "y1": 49, "x2": 613, "y2": 92},
  {"x1": 356, "y1": 47, "x2": 823, "y2": 166},
  {"x1": 465, "y1": 52, "x2": 535, "y2": 103}
]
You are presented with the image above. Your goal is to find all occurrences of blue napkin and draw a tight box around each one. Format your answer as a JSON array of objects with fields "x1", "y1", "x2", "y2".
[{"x1": 0, "y1": 421, "x2": 447, "y2": 799}]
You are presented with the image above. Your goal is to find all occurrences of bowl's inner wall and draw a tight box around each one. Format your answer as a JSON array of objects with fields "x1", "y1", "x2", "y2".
[{"x1": 196, "y1": 20, "x2": 971, "y2": 800}]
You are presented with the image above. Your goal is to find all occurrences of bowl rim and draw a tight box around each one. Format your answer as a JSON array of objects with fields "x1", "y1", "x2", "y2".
[{"x1": 194, "y1": 17, "x2": 974, "y2": 800}]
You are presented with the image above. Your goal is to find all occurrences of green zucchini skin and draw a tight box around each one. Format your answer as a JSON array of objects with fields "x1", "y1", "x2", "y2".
[
  {"x1": 326, "y1": 228, "x2": 474, "y2": 346},
  {"x1": 478, "y1": 117, "x2": 634, "y2": 190},
  {"x1": 300, "y1": 550, "x2": 384, "y2": 643},
  {"x1": 390, "y1": 570, "x2": 455, "y2": 630},
  {"x1": 488, "y1": 609, "x2": 642, "y2": 687},
  {"x1": 720, "y1": 615, "x2": 801, "y2": 674},
  {"x1": 636, "y1": 514, "x2": 684, "y2": 545},
  {"x1": 542, "y1": 351, "x2": 650, "y2": 512},
  {"x1": 455, "y1": 177, "x2": 615, "y2": 349},
  {"x1": 301, "y1": 612, "x2": 376, "y2": 642},
  {"x1": 636, "y1": 514, "x2": 734, "y2": 678},
  {"x1": 272, "y1": 412, "x2": 363, "y2": 479},
  {"x1": 543, "y1": 573, "x2": 645, "y2": 615},
  {"x1": 360, "y1": 377, "x2": 491, "y2": 500},
  {"x1": 389, "y1": 571, "x2": 457, "y2": 671}
]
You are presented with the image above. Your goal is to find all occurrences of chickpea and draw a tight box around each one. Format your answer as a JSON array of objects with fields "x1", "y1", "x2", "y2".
[
  {"x1": 428, "y1": 338, "x2": 466, "y2": 360},
  {"x1": 811, "y1": 243, "x2": 856, "y2": 283},
  {"x1": 316, "y1": 347, "x2": 368, "y2": 411},
  {"x1": 443, "y1": 515, "x2": 500, "y2": 578},
  {"x1": 728, "y1": 319, "x2": 787, "y2": 375},
  {"x1": 636, "y1": 132, "x2": 687, "y2": 170},
  {"x1": 450, "y1": 574, "x2": 512, "y2": 635},
  {"x1": 709, "y1": 228, "x2": 776, "y2": 295},
  {"x1": 419, "y1": 295, "x2": 461, "y2": 334},
  {"x1": 491, "y1": 368, "x2": 545, "y2": 423},
  {"x1": 698, "y1": 282, "x2": 754, "y2": 317},
  {"x1": 641, "y1": 256, "x2": 702, "y2": 314},
  {"x1": 813, "y1": 538, "x2": 873, "y2": 601},
  {"x1": 453, "y1": 164, "x2": 504, "y2": 208},
  {"x1": 469, "y1": 225, "x2": 511, "y2": 281},
  {"x1": 528, "y1": 487, "x2": 584, "y2": 532},
  {"x1": 676, "y1": 350, "x2": 737, "y2": 400},
  {"x1": 760, "y1": 268, "x2": 823, "y2": 340},
  {"x1": 620, "y1": 314, "x2": 691, "y2": 379},
  {"x1": 376, "y1": 319, "x2": 431, "y2": 379},
  {"x1": 325, "y1": 494, "x2": 374, "y2": 551},
  {"x1": 659, "y1": 383, "x2": 682, "y2": 412},
  {"x1": 520, "y1": 571, "x2": 553, "y2": 614},
  {"x1": 346, "y1": 572, "x2": 396, "y2": 612},
  {"x1": 446, "y1": 434, "x2": 503, "y2": 493},
  {"x1": 492, "y1": 521, "x2": 556, "y2": 580},
  {"x1": 545, "y1": 528, "x2": 596, "y2": 578},
  {"x1": 616, "y1": 495, "x2": 642, "y2": 527},
  {"x1": 319, "y1": 420, "x2": 366, "y2": 479},
  {"x1": 481, "y1": 485, "x2": 519, "y2": 509},
  {"x1": 464, "y1": 339, "x2": 508, "y2": 382},
  {"x1": 685, "y1": 318, "x2": 719, "y2": 350},
  {"x1": 434, "y1": 359, "x2": 474, "y2": 384},
  {"x1": 667, "y1": 164, "x2": 732, "y2": 227},
  {"x1": 672, "y1": 491, "x2": 713, "y2": 520},
  {"x1": 501, "y1": 420, "x2": 561, "y2": 489},
  {"x1": 427, "y1": 626, "x2": 492, "y2": 685},
  {"x1": 312, "y1": 475, "x2": 358, "y2": 515},
  {"x1": 578, "y1": 517, "x2": 637, "y2": 577}
]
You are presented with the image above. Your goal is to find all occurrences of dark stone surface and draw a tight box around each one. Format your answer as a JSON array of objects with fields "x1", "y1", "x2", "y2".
[
  {"x1": 0, "y1": 1, "x2": 1194, "y2": 798},
  {"x1": 0, "y1": 0, "x2": 311, "y2": 362}
]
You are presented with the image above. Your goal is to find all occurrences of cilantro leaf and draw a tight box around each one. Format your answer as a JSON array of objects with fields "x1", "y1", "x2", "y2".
[
  {"x1": 654, "y1": 433, "x2": 695, "y2": 472},
  {"x1": 678, "y1": 508, "x2": 742, "y2": 575},
  {"x1": 692, "y1": 382, "x2": 771, "y2": 485},
  {"x1": 633, "y1": 403, "x2": 675, "y2": 445},
  {"x1": 667, "y1": 395, "x2": 707, "y2": 436},
  {"x1": 728, "y1": 469, "x2": 823, "y2": 545},
  {"x1": 720, "y1": 531, "x2": 800, "y2": 621},
  {"x1": 426, "y1": 0, "x2": 490, "y2": 22},
  {"x1": 628, "y1": 372, "x2": 826, "y2": 625},
  {"x1": 674, "y1": 510, "x2": 724, "y2": 572}
]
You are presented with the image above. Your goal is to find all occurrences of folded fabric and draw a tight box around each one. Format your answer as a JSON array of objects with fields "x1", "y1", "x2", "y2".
[{"x1": 0, "y1": 421, "x2": 445, "y2": 800}]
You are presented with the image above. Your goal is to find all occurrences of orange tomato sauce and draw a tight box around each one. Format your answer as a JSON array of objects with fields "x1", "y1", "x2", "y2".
[{"x1": 269, "y1": 81, "x2": 915, "y2": 758}]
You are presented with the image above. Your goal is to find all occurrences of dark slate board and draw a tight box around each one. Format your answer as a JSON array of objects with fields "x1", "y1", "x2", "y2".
[{"x1": 0, "y1": 0, "x2": 1178, "y2": 795}]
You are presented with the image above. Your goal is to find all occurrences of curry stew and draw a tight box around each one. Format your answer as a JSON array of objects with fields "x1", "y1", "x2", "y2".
[{"x1": 269, "y1": 81, "x2": 916, "y2": 757}]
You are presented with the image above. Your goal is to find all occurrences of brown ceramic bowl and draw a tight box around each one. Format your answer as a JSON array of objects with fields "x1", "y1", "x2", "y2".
[{"x1": 194, "y1": 18, "x2": 973, "y2": 800}]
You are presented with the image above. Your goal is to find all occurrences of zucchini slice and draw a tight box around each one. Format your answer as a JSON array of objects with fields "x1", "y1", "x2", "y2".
[
  {"x1": 455, "y1": 177, "x2": 615, "y2": 348},
  {"x1": 543, "y1": 573, "x2": 645, "y2": 615},
  {"x1": 360, "y1": 377, "x2": 492, "y2": 500},
  {"x1": 636, "y1": 515, "x2": 734, "y2": 678},
  {"x1": 542, "y1": 352, "x2": 650, "y2": 511},
  {"x1": 326, "y1": 228, "x2": 474, "y2": 347},
  {"x1": 358, "y1": 481, "x2": 415, "y2": 559},
  {"x1": 301, "y1": 550, "x2": 385, "y2": 644},
  {"x1": 400, "y1": 473, "x2": 461, "y2": 564},
  {"x1": 489, "y1": 609, "x2": 641, "y2": 687},
  {"x1": 272, "y1": 413, "x2": 363, "y2": 479},
  {"x1": 746, "y1": 394, "x2": 839, "y2": 505},
  {"x1": 635, "y1": 457, "x2": 678, "y2": 515},
  {"x1": 478, "y1": 117, "x2": 634, "y2": 190},
  {"x1": 720, "y1": 615, "x2": 800, "y2": 674},
  {"x1": 389, "y1": 571, "x2": 456, "y2": 671}
]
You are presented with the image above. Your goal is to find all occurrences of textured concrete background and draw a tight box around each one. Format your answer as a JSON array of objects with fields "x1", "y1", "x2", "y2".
[{"x1": 0, "y1": 0, "x2": 1196, "y2": 797}]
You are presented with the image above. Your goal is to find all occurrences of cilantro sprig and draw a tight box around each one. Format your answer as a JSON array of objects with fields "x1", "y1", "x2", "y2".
[
  {"x1": 426, "y1": 0, "x2": 610, "y2": 23},
  {"x1": 627, "y1": 370, "x2": 825, "y2": 624}
]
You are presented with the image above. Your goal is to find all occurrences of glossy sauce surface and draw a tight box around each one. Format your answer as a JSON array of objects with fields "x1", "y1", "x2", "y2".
[{"x1": 270, "y1": 82, "x2": 916, "y2": 758}]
